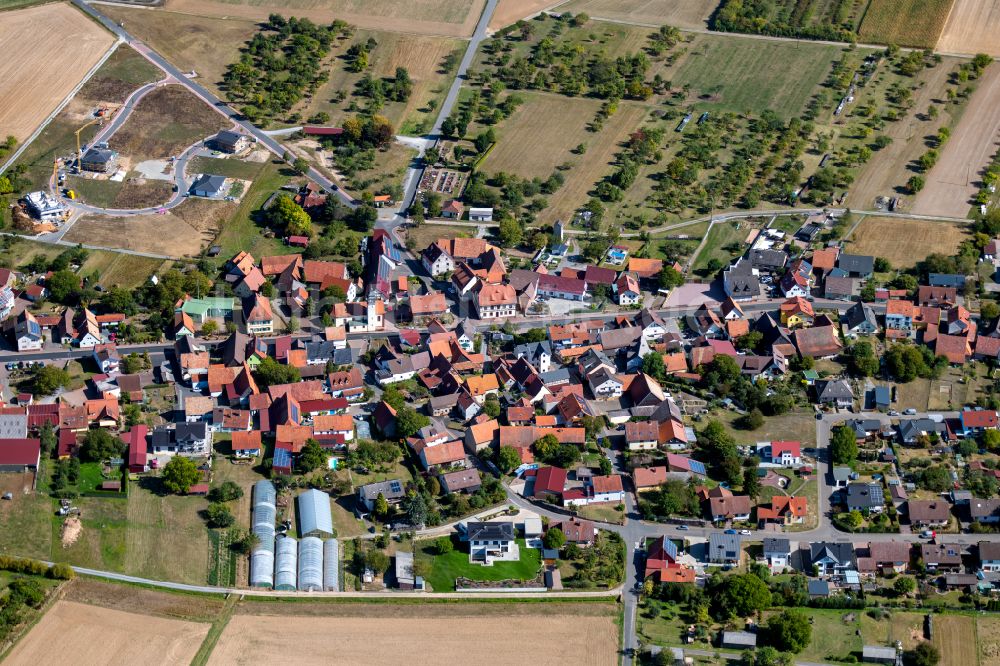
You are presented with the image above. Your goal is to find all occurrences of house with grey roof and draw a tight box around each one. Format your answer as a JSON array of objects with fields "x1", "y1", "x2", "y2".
[
  {"x1": 846, "y1": 482, "x2": 884, "y2": 513},
  {"x1": 190, "y1": 174, "x2": 227, "y2": 198},
  {"x1": 763, "y1": 537, "x2": 791, "y2": 572},
  {"x1": 809, "y1": 541, "x2": 856, "y2": 576},
  {"x1": 837, "y1": 254, "x2": 874, "y2": 278},
  {"x1": 723, "y1": 258, "x2": 761, "y2": 302},
  {"x1": 707, "y1": 532, "x2": 742, "y2": 564},
  {"x1": 466, "y1": 521, "x2": 518, "y2": 565},
  {"x1": 843, "y1": 301, "x2": 878, "y2": 335},
  {"x1": 816, "y1": 379, "x2": 853, "y2": 408}
]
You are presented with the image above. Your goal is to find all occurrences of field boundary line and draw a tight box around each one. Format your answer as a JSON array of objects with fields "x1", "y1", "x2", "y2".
[{"x1": 0, "y1": 39, "x2": 121, "y2": 177}]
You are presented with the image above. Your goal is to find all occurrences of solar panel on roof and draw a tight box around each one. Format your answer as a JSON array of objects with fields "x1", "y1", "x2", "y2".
[
  {"x1": 688, "y1": 460, "x2": 707, "y2": 475},
  {"x1": 663, "y1": 539, "x2": 678, "y2": 559},
  {"x1": 390, "y1": 480, "x2": 402, "y2": 493}
]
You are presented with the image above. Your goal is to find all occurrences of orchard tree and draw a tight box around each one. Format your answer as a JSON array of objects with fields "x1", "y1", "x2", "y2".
[
  {"x1": 830, "y1": 425, "x2": 858, "y2": 465},
  {"x1": 766, "y1": 609, "x2": 812, "y2": 653},
  {"x1": 162, "y1": 456, "x2": 201, "y2": 494}
]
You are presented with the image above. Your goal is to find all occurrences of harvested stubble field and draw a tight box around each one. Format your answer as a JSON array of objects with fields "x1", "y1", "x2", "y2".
[
  {"x1": 980, "y1": 615, "x2": 1000, "y2": 666},
  {"x1": 937, "y1": 0, "x2": 1000, "y2": 56},
  {"x1": 108, "y1": 85, "x2": 229, "y2": 163},
  {"x1": 0, "y1": 3, "x2": 115, "y2": 142},
  {"x1": 557, "y1": 0, "x2": 716, "y2": 30},
  {"x1": 210, "y1": 603, "x2": 619, "y2": 665},
  {"x1": 490, "y1": 0, "x2": 560, "y2": 29},
  {"x1": 858, "y1": 0, "x2": 954, "y2": 48},
  {"x1": 5, "y1": 600, "x2": 209, "y2": 666},
  {"x1": 480, "y1": 92, "x2": 647, "y2": 225},
  {"x1": 99, "y1": 6, "x2": 256, "y2": 101},
  {"x1": 67, "y1": 198, "x2": 235, "y2": 257},
  {"x1": 844, "y1": 216, "x2": 970, "y2": 269},
  {"x1": 163, "y1": 0, "x2": 485, "y2": 38},
  {"x1": 914, "y1": 66, "x2": 1000, "y2": 218}
]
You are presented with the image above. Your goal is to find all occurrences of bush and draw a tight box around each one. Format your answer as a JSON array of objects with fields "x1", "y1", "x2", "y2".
[{"x1": 435, "y1": 536, "x2": 454, "y2": 555}]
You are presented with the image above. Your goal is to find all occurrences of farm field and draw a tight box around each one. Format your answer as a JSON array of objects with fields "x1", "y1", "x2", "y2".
[
  {"x1": 67, "y1": 197, "x2": 236, "y2": 257},
  {"x1": 300, "y1": 30, "x2": 463, "y2": 135},
  {"x1": 7, "y1": 45, "x2": 163, "y2": 194},
  {"x1": 914, "y1": 66, "x2": 1000, "y2": 218},
  {"x1": 829, "y1": 50, "x2": 966, "y2": 212},
  {"x1": 858, "y1": 0, "x2": 954, "y2": 48},
  {"x1": 5, "y1": 600, "x2": 209, "y2": 666},
  {"x1": 862, "y1": 611, "x2": 979, "y2": 666},
  {"x1": 480, "y1": 92, "x2": 647, "y2": 225},
  {"x1": 489, "y1": 0, "x2": 558, "y2": 30},
  {"x1": 669, "y1": 35, "x2": 841, "y2": 119},
  {"x1": 980, "y1": 615, "x2": 1000, "y2": 666},
  {"x1": 121, "y1": 481, "x2": 212, "y2": 585},
  {"x1": 0, "y1": 3, "x2": 115, "y2": 142},
  {"x1": 844, "y1": 216, "x2": 970, "y2": 269},
  {"x1": 163, "y1": 0, "x2": 486, "y2": 38},
  {"x1": 99, "y1": 7, "x2": 255, "y2": 104},
  {"x1": 209, "y1": 604, "x2": 619, "y2": 664},
  {"x1": 557, "y1": 0, "x2": 716, "y2": 30},
  {"x1": 937, "y1": 0, "x2": 1000, "y2": 56}
]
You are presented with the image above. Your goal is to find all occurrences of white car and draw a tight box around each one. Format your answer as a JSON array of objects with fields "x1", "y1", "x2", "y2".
[{"x1": 739, "y1": 529, "x2": 752, "y2": 536}]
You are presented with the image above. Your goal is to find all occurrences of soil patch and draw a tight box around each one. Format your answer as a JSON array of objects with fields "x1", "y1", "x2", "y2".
[
  {"x1": 4, "y1": 600, "x2": 209, "y2": 666},
  {"x1": 913, "y1": 66, "x2": 1000, "y2": 217},
  {"x1": 210, "y1": 607, "x2": 618, "y2": 664},
  {"x1": 937, "y1": 0, "x2": 1000, "y2": 56},
  {"x1": 108, "y1": 85, "x2": 229, "y2": 163}
]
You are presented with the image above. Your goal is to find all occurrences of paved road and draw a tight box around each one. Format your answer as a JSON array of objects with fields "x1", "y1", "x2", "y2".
[
  {"x1": 72, "y1": 0, "x2": 355, "y2": 210},
  {"x1": 391, "y1": 0, "x2": 499, "y2": 219}
]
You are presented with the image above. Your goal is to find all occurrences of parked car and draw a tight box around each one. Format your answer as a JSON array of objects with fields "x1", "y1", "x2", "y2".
[
  {"x1": 739, "y1": 529, "x2": 752, "y2": 536},
  {"x1": 904, "y1": 408, "x2": 917, "y2": 415},
  {"x1": 676, "y1": 525, "x2": 689, "y2": 531},
  {"x1": 724, "y1": 529, "x2": 737, "y2": 534}
]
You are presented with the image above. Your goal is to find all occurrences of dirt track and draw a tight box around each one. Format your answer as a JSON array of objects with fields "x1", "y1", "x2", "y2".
[
  {"x1": 209, "y1": 611, "x2": 618, "y2": 665},
  {"x1": 0, "y1": 4, "x2": 115, "y2": 142},
  {"x1": 936, "y1": 0, "x2": 1000, "y2": 56},
  {"x1": 5, "y1": 600, "x2": 209, "y2": 666},
  {"x1": 913, "y1": 66, "x2": 1000, "y2": 217}
]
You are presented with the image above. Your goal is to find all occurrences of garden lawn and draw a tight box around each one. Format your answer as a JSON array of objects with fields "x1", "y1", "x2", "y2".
[
  {"x1": 418, "y1": 538, "x2": 540, "y2": 592},
  {"x1": 765, "y1": 608, "x2": 861, "y2": 663}
]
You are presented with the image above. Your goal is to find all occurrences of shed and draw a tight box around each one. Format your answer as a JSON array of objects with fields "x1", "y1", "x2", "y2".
[
  {"x1": 297, "y1": 488, "x2": 334, "y2": 538},
  {"x1": 274, "y1": 536, "x2": 298, "y2": 591},
  {"x1": 323, "y1": 538, "x2": 340, "y2": 591},
  {"x1": 862, "y1": 645, "x2": 898, "y2": 664},
  {"x1": 297, "y1": 536, "x2": 324, "y2": 592},
  {"x1": 721, "y1": 631, "x2": 757, "y2": 649},
  {"x1": 396, "y1": 551, "x2": 415, "y2": 589},
  {"x1": 469, "y1": 207, "x2": 493, "y2": 222}
]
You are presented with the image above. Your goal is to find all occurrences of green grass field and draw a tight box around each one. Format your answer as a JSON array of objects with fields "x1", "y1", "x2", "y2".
[
  {"x1": 671, "y1": 35, "x2": 843, "y2": 119},
  {"x1": 189, "y1": 156, "x2": 266, "y2": 180},
  {"x1": 417, "y1": 538, "x2": 541, "y2": 592},
  {"x1": 690, "y1": 220, "x2": 752, "y2": 273}
]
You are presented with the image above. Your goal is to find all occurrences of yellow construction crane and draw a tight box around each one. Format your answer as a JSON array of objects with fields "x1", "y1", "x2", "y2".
[{"x1": 74, "y1": 117, "x2": 102, "y2": 172}]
